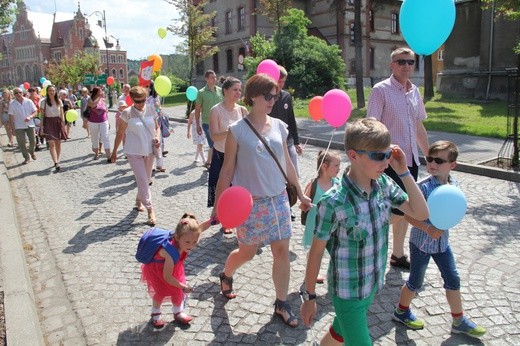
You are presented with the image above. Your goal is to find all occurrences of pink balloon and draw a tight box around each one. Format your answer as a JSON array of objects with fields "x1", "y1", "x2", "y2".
[
  {"x1": 256, "y1": 59, "x2": 280, "y2": 81},
  {"x1": 322, "y1": 89, "x2": 352, "y2": 128},
  {"x1": 217, "y1": 186, "x2": 253, "y2": 229}
]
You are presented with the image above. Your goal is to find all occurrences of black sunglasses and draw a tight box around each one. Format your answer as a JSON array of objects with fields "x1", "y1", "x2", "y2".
[
  {"x1": 262, "y1": 93, "x2": 279, "y2": 102},
  {"x1": 14, "y1": 91, "x2": 23, "y2": 94},
  {"x1": 394, "y1": 59, "x2": 415, "y2": 66},
  {"x1": 355, "y1": 150, "x2": 392, "y2": 162},
  {"x1": 133, "y1": 99, "x2": 146, "y2": 104},
  {"x1": 426, "y1": 156, "x2": 449, "y2": 164}
]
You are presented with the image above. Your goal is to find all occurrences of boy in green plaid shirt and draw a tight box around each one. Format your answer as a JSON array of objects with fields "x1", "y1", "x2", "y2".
[{"x1": 300, "y1": 118, "x2": 429, "y2": 345}]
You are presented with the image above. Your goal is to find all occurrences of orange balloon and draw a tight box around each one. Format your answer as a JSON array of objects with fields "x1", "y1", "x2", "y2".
[
  {"x1": 148, "y1": 54, "x2": 163, "y2": 72},
  {"x1": 308, "y1": 96, "x2": 324, "y2": 121}
]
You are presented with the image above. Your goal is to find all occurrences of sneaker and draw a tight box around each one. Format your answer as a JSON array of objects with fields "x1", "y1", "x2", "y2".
[
  {"x1": 390, "y1": 254, "x2": 411, "y2": 270},
  {"x1": 393, "y1": 308, "x2": 425, "y2": 330},
  {"x1": 452, "y1": 316, "x2": 486, "y2": 337}
]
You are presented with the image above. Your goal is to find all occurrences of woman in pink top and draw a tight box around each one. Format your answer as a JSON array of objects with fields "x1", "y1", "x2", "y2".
[{"x1": 87, "y1": 87, "x2": 111, "y2": 161}]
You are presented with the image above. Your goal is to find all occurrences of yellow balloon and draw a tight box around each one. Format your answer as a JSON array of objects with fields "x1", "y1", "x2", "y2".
[
  {"x1": 148, "y1": 54, "x2": 163, "y2": 72},
  {"x1": 154, "y1": 75, "x2": 172, "y2": 97},
  {"x1": 65, "y1": 109, "x2": 78, "y2": 123},
  {"x1": 158, "y1": 27, "x2": 167, "y2": 39}
]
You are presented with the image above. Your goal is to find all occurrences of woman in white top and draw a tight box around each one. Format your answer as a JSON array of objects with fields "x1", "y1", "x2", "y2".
[
  {"x1": 1, "y1": 88, "x2": 15, "y2": 147},
  {"x1": 110, "y1": 86, "x2": 160, "y2": 226},
  {"x1": 213, "y1": 74, "x2": 311, "y2": 327},
  {"x1": 40, "y1": 85, "x2": 67, "y2": 171},
  {"x1": 207, "y1": 76, "x2": 247, "y2": 209}
]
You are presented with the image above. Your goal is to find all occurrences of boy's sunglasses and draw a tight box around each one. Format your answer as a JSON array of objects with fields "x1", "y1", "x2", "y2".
[
  {"x1": 133, "y1": 99, "x2": 146, "y2": 104},
  {"x1": 262, "y1": 93, "x2": 279, "y2": 102},
  {"x1": 355, "y1": 150, "x2": 392, "y2": 161},
  {"x1": 425, "y1": 156, "x2": 449, "y2": 164},
  {"x1": 394, "y1": 59, "x2": 415, "y2": 66}
]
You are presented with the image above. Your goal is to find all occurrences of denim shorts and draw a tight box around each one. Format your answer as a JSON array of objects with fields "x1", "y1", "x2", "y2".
[
  {"x1": 406, "y1": 242, "x2": 461, "y2": 292},
  {"x1": 236, "y1": 190, "x2": 292, "y2": 246}
]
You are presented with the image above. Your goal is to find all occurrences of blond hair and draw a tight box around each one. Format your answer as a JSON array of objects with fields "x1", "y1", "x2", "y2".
[
  {"x1": 391, "y1": 47, "x2": 415, "y2": 60},
  {"x1": 344, "y1": 118, "x2": 391, "y2": 152},
  {"x1": 174, "y1": 212, "x2": 201, "y2": 240}
]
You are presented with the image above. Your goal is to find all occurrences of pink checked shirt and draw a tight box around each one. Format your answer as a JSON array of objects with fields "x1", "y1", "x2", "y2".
[{"x1": 367, "y1": 75, "x2": 427, "y2": 167}]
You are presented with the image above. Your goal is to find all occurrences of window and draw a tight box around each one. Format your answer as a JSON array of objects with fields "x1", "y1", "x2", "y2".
[
  {"x1": 24, "y1": 65, "x2": 30, "y2": 82},
  {"x1": 118, "y1": 55, "x2": 123, "y2": 63},
  {"x1": 213, "y1": 53, "x2": 219, "y2": 73},
  {"x1": 226, "y1": 49, "x2": 233, "y2": 72},
  {"x1": 79, "y1": 28, "x2": 84, "y2": 40},
  {"x1": 391, "y1": 13, "x2": 399, "y2": 34},
  {"x1": 349, "y1": 60, "x2": 355, "y2": 76},
  {"x1": 110, "y1": 54, "x2": 116, "y2": 64},
  {"x1": 211, "y1": 17, "x2": 217, "y2": 37},
  {"x1": 349, "y1": 22, "x2": 355, "y2": 46},
  {"x1": 119, "y1": 69, "x2": 124, "y2": 79},
  {"x1": 102, "y1": 55, "x2": 107, "y2": 63},
  {"x1": 348, "y1": 0, "x2": 354, "y2": 5},
  {"x1": 33, "y1": 65, "x2": 39, "y2": 81},
  {"x1": 20, "y1": 25, "x2": 27, "y2": 40},
  {"x1": 369, "y1": 10, "x2": 375, "y2": 32},
  {"x1": 17, "y1": 66, "x2": 22, "y2": 81},
  {"x1": 54, "y1": 52, "x2": 62, "y2": 61},
  {"x1": 238, "y1": 47, "x2": 246, "y2": 71},
  {"x1": 112, "y1": 68, "x2": 117, "y2": 77},
  {"x1": 369, "y1": 47, "x2": 375, "y2": 70},
  {"x1": 225, "y1": 11, "x2": 232, "y2": 34},
  {"x1": 196, "y1": 62, "x2": 204, "y2": 75},
  {"x1": 437, "y1": 49, "x2": 444, "y2": 61},
  {"x1": 237, "y1": 7, "x2": 245, "y2": 31}
]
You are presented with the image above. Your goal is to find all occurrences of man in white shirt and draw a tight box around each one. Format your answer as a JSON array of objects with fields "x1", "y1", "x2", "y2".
[{"x1": 8, "y1": 87, "x2": 38, "y2": 164}]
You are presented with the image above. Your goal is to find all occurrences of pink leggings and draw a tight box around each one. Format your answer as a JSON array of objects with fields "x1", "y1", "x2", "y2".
[{"x1": 127, "y1": 154, "x2": 155, "y2": 209}]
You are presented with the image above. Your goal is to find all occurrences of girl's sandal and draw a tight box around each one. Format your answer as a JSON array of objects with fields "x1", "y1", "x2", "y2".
[
  {"x1": 173, "y1": 312, "x2": 193, "y2": 325},
  {"x1": 274, "y1": 299, "x2": 298, "y2": 328},
  {"x1": 150, "y1": 312, "x2": 164, "y2": 329},
  {"x1": 219, "y1": 272, "x2": 237, "y2": 299}
]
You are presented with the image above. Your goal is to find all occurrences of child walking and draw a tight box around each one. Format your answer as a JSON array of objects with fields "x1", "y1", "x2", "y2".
[
  {"x1": 187, "y1": 110, "x2": 207, "y2": 164},
  {"x1": 300, "y1": 150, "x2": 341, "y2": 283},
  {"x1": 393, "y1": 140, "x2": 486, "y2": 338},
  {"x1": 141, "y1": 213, "x2": 214, "y2": 328},
  {"x1": 300, "y1": 118, "x2": 429, "y2": 345}
]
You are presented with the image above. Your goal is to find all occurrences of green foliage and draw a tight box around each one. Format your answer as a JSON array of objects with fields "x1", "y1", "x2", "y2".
[
  {"x1": 257, "y1": 0, "x2": 291, "y2": 32},
  {"x1": 45, "y1": 51, "x2": 101, "y2": 88},
  {"x1": 482, "y1": 0, "x2": 520, "y2": 54},
  {"x1": 0, "y1": 0, "x2": 16, "y2": 31},
  {"x1": 169, "y1": 74, "x2": 189, "y2": 92},
  {"x1": 245, "y1": 9, "x2": 346, "y2": 98},
  {"x1": 129, "y1": 76, "x2": 139, "y2": 87}
]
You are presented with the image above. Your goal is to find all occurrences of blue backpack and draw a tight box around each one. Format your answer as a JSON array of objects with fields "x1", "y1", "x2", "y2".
[
  {"x1": 136, "y1": 227, "x2": 180, "y2": 264},
  {"x1": 158, "y1": 115, "x2": 170, "y2": 138}
]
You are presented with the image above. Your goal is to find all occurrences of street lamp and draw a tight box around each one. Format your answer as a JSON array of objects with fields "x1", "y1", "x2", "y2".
[{"x1": 88, "y1": 10, "x2": 112, "y2": 108}]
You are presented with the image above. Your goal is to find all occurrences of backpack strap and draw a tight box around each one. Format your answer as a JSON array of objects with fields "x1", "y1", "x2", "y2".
[
  {"x1": 150, "y1": 239, "x2": 180, "y2": 264},
  {"x1": 309, "y1": 178, "x2": 319, "y2": 202}
]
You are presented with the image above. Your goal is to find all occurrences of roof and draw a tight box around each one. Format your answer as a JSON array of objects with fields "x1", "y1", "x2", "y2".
[
  {"x1": 27, "y1": 11, "x2": 74, "y2": 43},
  {"x1": 87, "y1": 19, "x2": 121, "y2": 52}
]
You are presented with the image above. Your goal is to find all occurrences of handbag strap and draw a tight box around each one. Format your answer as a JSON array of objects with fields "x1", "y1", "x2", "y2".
[
  {"x1": 243, "y1": 117, "x2": 291, "y2": 185},
  {"x1": 133, "y1": 106, "x2": 156, "y2": 139}
]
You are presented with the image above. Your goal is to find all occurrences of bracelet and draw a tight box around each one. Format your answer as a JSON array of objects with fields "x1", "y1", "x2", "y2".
[{"x1": 398, "y1": 171, "x2": 411, "y2": 178}]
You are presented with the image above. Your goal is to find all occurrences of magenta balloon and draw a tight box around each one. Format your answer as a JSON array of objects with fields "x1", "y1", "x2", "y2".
[
  {"x1": 322, "y1": 89, "x2": 352, "y2": 128},
  {"x1": 256, "y1": 59, "x2": 280, "y2": 81}
]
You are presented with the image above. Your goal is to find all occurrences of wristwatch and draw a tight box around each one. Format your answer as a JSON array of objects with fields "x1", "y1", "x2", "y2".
[{"x1": 300, "y1": 291, "x2": 317, "y2": 301}]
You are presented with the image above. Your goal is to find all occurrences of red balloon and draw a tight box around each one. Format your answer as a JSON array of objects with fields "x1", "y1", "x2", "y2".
[
  {"x1": 107, "y1": 76, "x2": 115, "y2": 86},
  {"x1": 23, "y1": 82, "x2": 30, "y2": 90},
  {"x1": 308, "y1": 96, "x2": 324, "y2": 122},
  {"x1": 217, "y1": 186, "x2": 253, "y2": 228},
  {"x1": 125, "y1": 94, "x2": 133, "y2": 106}
]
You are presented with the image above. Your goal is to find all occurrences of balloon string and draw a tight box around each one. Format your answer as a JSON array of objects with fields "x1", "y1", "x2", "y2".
[
  {"x1": 314, "y1": 131, "x2": 335, "y2": 177},
  {"x1": 417, "y1": 55, "x2": 425, "y2": 88}
]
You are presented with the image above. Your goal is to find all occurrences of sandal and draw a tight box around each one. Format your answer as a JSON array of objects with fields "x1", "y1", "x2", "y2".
[
  {"x1": 135, "y1": 198, "x2": 145, "y2": 212},
  {"x1": 150, "y1": 312, "x2": 164, "y2": 329},
  {"x1": 274, "y1": 299, "x2": 298, "y2": 328},
  {"x1": 147, "y1": 209, "x2": 156, "y2": 226},
  {"x1": 155, "y1": 167, "x2": 166, "y2": 172},
  {"x1": 203, "y1": 162, "x2": 211, "y2": 169},
  {"x1": 173, "y1": 312, "x2": 193, "y2": 325},
  {"x1": 219, "y1": 272, "x2": 237, "y2": 299}
]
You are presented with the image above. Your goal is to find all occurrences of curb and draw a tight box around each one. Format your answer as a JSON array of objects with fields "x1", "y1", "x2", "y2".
[
  {"x1": 0, "y1": 150, "x2": 45, "y2": 346},
  {"x1": 167, "y1": 116, "x2": 519, "y2": 183}
]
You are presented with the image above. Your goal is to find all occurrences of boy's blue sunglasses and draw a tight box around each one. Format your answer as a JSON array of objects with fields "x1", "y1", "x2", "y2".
[{"x1": 355, "y1": 150, "x2": 392, "y2": 161}]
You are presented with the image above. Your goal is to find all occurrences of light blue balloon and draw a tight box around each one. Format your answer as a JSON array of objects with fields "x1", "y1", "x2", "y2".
[
  {"x1": 186, "y1": 86, "x2": 198, "y2": 101},
  {"x1": 400, "y1": 0, "x2": 456, "y2": 56},
  {"x1": 39, "y1": 77, "x2": 46, "y2": 84},
  {"x1": 427, "y1": 185, "x2": 467, "y2": 230}
]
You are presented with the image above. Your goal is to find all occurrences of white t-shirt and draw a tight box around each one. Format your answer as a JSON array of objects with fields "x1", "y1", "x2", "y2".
[
  {"x1": 120, "y1": 105, "x2": 157, "y2": 156},
  {"x1": 40, "y1": 98, "x2": 62, "y2": 118},
  {"x1": 229, "y1": 117, "x2": 289, "y2": 197},
  {"x1": 8, "y1": 98, "x2": 37, "y2": 129}
]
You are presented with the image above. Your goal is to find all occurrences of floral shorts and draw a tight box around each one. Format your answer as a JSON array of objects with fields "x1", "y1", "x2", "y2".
[{"x1": 236, "y1": 190, "x2": 292, "y2": 246}]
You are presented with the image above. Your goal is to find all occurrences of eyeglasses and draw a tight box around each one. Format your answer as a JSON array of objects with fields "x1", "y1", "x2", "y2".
[
  {"x1": 14, "y1": 91, "x2": 22, "y2": 94},
  {"x1": 394, "y1": 59, "x2": 415, "y2": 66},
  {"x1": 355, "y1": 150, "x2": 392, "y2": 161},
  {"x1": 425, "y1": 156, "x2": 449, "y2": 164},
  {"x1": 262, "y1": 93, "x2": 279, "y2": 102},
  {"x1": 133, "y1": 99, "x2": 146, "y2": 104}
]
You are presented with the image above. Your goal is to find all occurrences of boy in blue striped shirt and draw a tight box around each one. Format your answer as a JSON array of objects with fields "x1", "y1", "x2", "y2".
[{"x1": 393, "y1": 140, "x2": 486, "y2": 338}]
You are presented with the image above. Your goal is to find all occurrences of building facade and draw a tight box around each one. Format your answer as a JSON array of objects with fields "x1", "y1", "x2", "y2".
[
  {"x1": 195, "y1": 0, "x2": 440, "y2": 87},
  {"x1": 0, "y1": 2, "x2": 128, "y2": 88}
]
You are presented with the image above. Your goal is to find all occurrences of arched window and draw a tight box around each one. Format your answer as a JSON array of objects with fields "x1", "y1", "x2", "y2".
[
  {"x1": 17, "y1": 66, "x2": 22, "y2": 81},
  {"x1": 226, "y1": 49, "x2": 233, "y2": 72},
  {"x1": 24, "y1": 65, "x2": 31, "y2": 82},
  {"x1": 119, "y1": 69, "x2": 124, "y2": 79},
  {"x1": 33, "y1": 65, "x2": 40, "y2": 82}
]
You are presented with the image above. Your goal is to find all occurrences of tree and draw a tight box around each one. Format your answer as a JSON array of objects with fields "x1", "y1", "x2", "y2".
[
  {"x1": 0, "y1": 0, "x2": 16, "y2": 32},
  {"x1": 45, "y1": 52, "x2": 101, "y2": 88},
  {"x1": 244, "y1": 9, "x2": 345, "y2": 98},
  {"x1": 166, "y1": 0, "x2": 218, "y2": 85},
  {"x1": 256, "y1": 0, "x2": 291, "y2": 65}
]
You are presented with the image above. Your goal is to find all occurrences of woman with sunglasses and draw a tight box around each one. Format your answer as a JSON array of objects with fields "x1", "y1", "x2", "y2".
[
  {"x1": 110, "y1": 86, "x2": 161, "y2": 226},
  {"x1": 212, "y1": 73, "x2": 312, "y2": 328},
  {"x1": 87, "y1": 87, "x2": 111, "y2": 161},
  {"x1": 39, "y1": 85, "x2": 67, "y2": 171},
  {"x1": 1, "y1": 88, "x2": 15, "y2": 147},
  {"x1": 207, "y1": 76, "x2": 247, "y2": 226}
]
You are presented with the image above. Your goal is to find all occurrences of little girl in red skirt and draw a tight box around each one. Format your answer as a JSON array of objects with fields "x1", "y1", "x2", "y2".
[{"x1": 141, "y1": 212, "x2": 214, "y2": 328}]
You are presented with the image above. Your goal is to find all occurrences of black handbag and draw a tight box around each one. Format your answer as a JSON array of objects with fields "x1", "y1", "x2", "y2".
[
  {"x1": 83, "y1": 107, "x2": 90, "y2": 119},
  {"x1": 244, "y1": 118, "x2": 298, "y2": 207}
]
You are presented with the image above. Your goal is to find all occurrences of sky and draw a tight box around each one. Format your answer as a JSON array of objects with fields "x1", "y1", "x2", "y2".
[{"x1": 22, "y1": 0, "x2": 182, "y2": 60}]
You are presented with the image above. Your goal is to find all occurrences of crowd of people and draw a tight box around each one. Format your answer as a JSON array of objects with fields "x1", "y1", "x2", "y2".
[{"x1": 0, "y1": 47, "x2": 487, "y2": 344}]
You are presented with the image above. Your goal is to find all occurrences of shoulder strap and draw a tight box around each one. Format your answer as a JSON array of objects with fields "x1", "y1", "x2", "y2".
[
  {"x1": 309, "y1": 178, "x2": 319, "y2": 201},
  {"x1": 162, "y1": 240, "x2": 180, "y2": 264},
  {"x1": 243, "y1": 117, "x2": 290, "y2": 184}
]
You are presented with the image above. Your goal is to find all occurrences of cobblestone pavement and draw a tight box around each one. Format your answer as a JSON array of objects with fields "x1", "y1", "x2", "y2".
[{"x1": 1, "y1": 116, "x2": 519, "y2": 345}]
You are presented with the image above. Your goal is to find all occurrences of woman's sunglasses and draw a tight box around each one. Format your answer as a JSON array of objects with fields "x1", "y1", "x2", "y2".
[
  {"x1": 133, "y1": 99, "x2": 146, "y2": 104},
  {"x1": 425, "y1": 156, "x2": 449, "y2": 164},
  {"x1": 355, "y1": 150, "x2": 392, "y2": 161},
  {"x1": 394, "y1": 59, "x2": 415, "y2": 66},
  {"x1": 262, "y1": 93, "x2": 279, "y2": 102}
]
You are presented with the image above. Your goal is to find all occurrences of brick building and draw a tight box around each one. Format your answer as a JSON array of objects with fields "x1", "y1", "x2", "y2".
[{"x1": 0, "y1": 2, "x2": 128, "y2": 88}]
